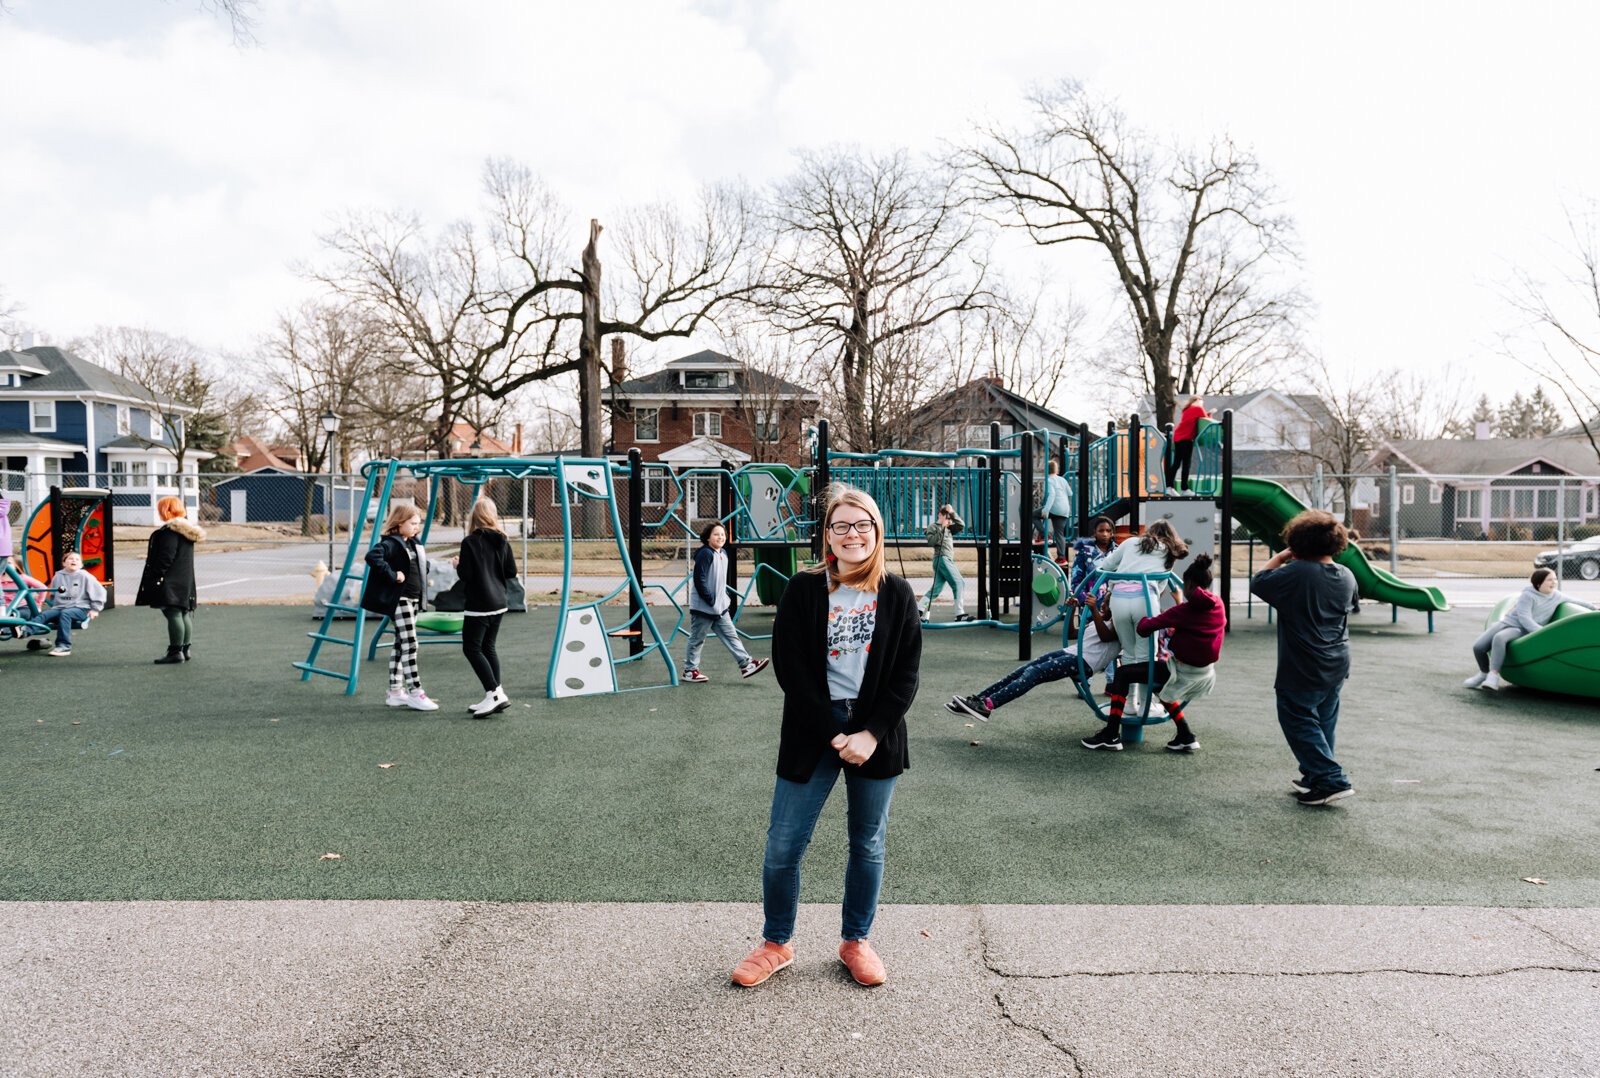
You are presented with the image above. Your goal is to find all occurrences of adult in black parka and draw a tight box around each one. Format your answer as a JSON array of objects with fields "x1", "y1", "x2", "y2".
[{"x1": 135, "y1": 495, "x2": 205, "y2": 664}]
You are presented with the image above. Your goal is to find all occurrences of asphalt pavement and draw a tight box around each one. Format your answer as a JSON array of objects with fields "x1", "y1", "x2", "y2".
[{"x1": 5, "y1": 901, "x2": 1597, "y2": 1076}]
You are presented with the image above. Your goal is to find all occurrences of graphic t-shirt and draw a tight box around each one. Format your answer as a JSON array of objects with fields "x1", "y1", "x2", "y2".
[{"x1": 825, "y1": 583, "x2": 878, "y2": 702}]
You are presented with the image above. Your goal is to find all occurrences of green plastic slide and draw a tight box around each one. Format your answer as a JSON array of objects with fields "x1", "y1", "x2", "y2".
[
  {"x1": 1483, "y1": 597, "x2": 1600, "y2": 700},
  {"x1": 1229, "y1": 476, "x2": 1449, "y2": 613}
]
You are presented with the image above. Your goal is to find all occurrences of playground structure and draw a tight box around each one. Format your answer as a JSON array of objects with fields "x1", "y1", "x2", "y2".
[
  {"x1": 1483, "y1": 596, "x2": 1600, "y2": 700},
  {"x1": 19, "y1": 486, "x2": 116, "y2": 607},
  {"x1": 293, "y1": 407, "x2": 1456, "y2": 705}
]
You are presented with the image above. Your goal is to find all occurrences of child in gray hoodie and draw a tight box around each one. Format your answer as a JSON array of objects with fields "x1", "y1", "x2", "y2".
[
  {"x1": 1467, "y1": 567, "x2": 1597, "y2": 691},
  {"x1": 31, "y1": 552, "x2": 107, "y2": 656}
]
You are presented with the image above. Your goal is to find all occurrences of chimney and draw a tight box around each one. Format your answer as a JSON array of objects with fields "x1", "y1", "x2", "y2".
[
  {"x1": 610, "y1": 338, "x2": 626, "y2": 385},
  {"x1": 1474, "y1": 420, "x2": 1491, "y2": 440},
  {"x1": 19, "y1": 331, "x2": 35, "y2": 350},
  {"x1": 513, "y1": 422, "x2": 523, "y2": 455}
]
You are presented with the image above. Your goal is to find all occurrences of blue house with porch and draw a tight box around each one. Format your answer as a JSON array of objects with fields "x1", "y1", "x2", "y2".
[{"x1": 0, "y1": 346, "x2": 206, "y2": 525}]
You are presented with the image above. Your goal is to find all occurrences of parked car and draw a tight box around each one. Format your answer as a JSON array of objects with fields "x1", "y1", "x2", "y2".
[{"x1": 1533, "y1": 536, "x2": 1600, "y2": 580}]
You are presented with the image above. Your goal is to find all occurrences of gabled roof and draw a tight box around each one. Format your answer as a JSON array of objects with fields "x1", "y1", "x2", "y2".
[
  {"x1": 1137, "y1": 389, "x2": 1332, "y2": 428},
  {"x1": 656, "y1": 436, "x2": 751, "y2": 466},
  {"x1": 605, "y1": 353, "x2": 817, "y2": 402},
  {"x1": 232, "y1": 435, "x2": 300, "y2": 473},
  {"x1": 405, "y1": 423, "x2": 514, "y2": 456},
  {"x1": 1370, "y1": 436, "x2": 1600, "y2": 477},
  {"x1": 907, "y1": 378, "x2": 1083, "y2": 437},
  {"x1": 3, "y1": 347, "x2": 190, "y2": 411}
]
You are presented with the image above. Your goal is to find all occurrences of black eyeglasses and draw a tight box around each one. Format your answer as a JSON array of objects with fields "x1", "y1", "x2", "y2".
[{"x1": 828, "y1": 520, "x2": 877, "y2": 536}]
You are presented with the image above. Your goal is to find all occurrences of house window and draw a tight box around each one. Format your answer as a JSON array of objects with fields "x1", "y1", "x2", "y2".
[
  {"x1": 42, "y1": 456, "x2": 66, "y2": 482},
  {"x1": 117, "y1": 406, "x2": 130, "y2": 436},
  {"x1": 1401, "y1": 485, "x2": 1415, "y2": 506},
  {"x1": 641, "y1": 474, "x2": 669, "y2": 506},
  {"x1": 753, "y1": 409, "x2": 780, "y2": 443},
  {"x1": 1428, "y1": 483, "x2": 1443, "y2": 505},
  {"x1": 30, "y1": 400, "x2": 55, "y2": 433},
  {"x1": 149, "y1": 415, "x2": 165, "y2": 443},
  {"x1": 1455, "y1": 489, "x2": 1482, "y2": 521},
  {"x1": 110, "y1": 461, "x2": 127, "y2": 488},
  {"x1": 684, "y1": 371, "x2": 727, "y2": 389},
  {"x1": 634, "y1": 407, "x2": 660, "y2": 442},
  {"x1": 694, "y1": 412, "x2": 722, "y2": 438},
  {"x1": 129, "y1": 461, "x2": 149, "y2": 487}
]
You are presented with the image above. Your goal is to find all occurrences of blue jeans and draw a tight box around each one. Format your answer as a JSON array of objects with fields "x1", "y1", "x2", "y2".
[
  {"x1": 979, "y1": 647, "x2": 1081, "y2": 710},
  {"x1": 684, "y1": 610, "x2": 751, "y2": 671},
  {"x1": 1276, "y1": 684, "x2": 1349, "y2": 791},
  {"x1": 35, "y1": 607, "x2": 90, "y2": 647},
  {"x1": 761, "y1": 700, "x2": 898, "y2": 944}
]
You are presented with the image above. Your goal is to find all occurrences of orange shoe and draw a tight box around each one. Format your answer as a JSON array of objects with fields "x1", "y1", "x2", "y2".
[
  {"x1": 731, "y1": 940, "x2": 793, "y2": 987},
  {"x1": 838, "y1": 938, "x2": 886, "y2": 986}
]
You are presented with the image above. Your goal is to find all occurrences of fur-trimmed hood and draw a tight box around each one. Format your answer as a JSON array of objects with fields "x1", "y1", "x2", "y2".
[{"x1": 164, "y1": 517, "x2": 206, "y2": 543}]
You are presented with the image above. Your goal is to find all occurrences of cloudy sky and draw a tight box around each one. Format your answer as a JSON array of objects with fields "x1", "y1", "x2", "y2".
[{"x1": 4, "y1": 0, "x2": 1600, "y2": 420}]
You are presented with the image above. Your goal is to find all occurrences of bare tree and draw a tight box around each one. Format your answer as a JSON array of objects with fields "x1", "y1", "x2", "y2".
[
  {"x1": 1373, "y1": 365, "x2": 1471, "y2": 442},
  {"x1": 761, "y1": 147, "x2": 991, "y2": 451},
  {"x1": 1504, "y1": 200, "x2": 1600, "y2": 464},
  {"x1": 959, "y1": 80, "x2": 1296, "y2": 427},
  {"x1": 76, "y1": 326, "x2": 233, "y2": 477},
  {"x1": 713, "y1": 325, "x2": 818, "y2": 464}
]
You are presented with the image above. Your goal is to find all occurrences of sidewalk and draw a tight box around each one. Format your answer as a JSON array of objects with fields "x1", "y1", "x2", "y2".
[{"x1": 5, "y1": 901, "x2": 1596, "y2": 1076}]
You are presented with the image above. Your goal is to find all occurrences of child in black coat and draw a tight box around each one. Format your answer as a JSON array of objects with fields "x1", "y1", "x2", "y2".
[{"x1": 455, "y1": 499, "x2": 519, "y2": 717}]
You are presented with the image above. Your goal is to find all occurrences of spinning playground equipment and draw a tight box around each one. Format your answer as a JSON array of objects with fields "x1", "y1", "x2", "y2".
[
  {"x1": 20, "y1": 486, "x2": 117, "y2": 607},
  {"x1": 1066, "y1": 569, "x2": 1182, "y2": 743}
]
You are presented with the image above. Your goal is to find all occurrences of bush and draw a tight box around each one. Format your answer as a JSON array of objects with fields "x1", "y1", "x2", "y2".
[
  {"x1": 1572, "y1": 524, "x2": 1600, "y2": 540},
  {"x1": 1533, "y1": 523, "x2": 1560, "y2": 542}
]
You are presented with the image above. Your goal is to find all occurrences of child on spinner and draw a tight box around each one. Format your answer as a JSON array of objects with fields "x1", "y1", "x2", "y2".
[
  {"x1": 1095, "y1": 520, "x2": 1187, "y2": 672},
  {"x1": 946, "y1": 587, "x2": 1119, "y2": 721},
  {"x1": 683, "y1": 522, "x2": 771, "y2": 684},
  {"x1": 31, "y1": 552, "x2": 106, "y2": 657},
  {"x1": 920, "y1": 504, "x2": 973, "y2": 622},
  {"x1": 1466, "y1": 567, "x2": 1596, "y2": 691},
  {"x1": 1081, "y1": 554, "x2": 1226, "y2": 752}
]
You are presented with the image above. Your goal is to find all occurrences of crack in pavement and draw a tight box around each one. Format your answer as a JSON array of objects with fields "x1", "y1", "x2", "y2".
[
  {"x1": 974, "y1": 964, "x2": 1600, "y2": 981},
  {"x1": 298, "y1": 901, "x2": 488, "y2": 1078},
  {"x1": 1501, "y1": 908, "x2": 1600, "y2": 964},
  {"x1": 973, "y1": 906, "x2": 1087, "y2": 1077}
]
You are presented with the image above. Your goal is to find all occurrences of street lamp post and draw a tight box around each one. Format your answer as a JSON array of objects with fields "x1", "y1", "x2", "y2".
[{"x1": 320, "y1": 410, "x2": 342, "y2": 571}]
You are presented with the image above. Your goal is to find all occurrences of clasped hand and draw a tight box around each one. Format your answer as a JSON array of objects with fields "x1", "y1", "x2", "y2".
[{"x1": 831, "y1": 729, "x2": 878, "y2": 766}]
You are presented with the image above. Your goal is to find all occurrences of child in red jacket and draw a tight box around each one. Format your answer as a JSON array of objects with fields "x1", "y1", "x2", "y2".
[{"x1": 1137, "y1": 553, "x2": 1225, "y2": 752}]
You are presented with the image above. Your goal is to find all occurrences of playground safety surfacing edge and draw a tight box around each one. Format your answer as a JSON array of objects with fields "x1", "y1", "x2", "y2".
[{"x1": 2, "y1": 604, "x2": 1596, "y2": 907}]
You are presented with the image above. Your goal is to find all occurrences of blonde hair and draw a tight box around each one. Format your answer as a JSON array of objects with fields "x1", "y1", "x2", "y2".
[
  {"x1": 810, "y1": 484, "x2": 887, "y2": 593},
  {"x1": 380, "y1": 502, "x2": 423, "y2": 536},
  {"x1": 157, "y1": 496, "x2": 186, "y2": 521},
  {"x1": 468, "y1": 498, "x2": 504, "y2": 535}
]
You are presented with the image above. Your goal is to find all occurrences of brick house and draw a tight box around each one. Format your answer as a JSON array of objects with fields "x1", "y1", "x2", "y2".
[{"x1": 605, "y1": 349, "x2": 819, "y2": 523}]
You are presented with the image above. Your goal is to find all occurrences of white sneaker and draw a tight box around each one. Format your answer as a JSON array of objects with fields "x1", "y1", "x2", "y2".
[
  {"x1": 406, "y1": 689, "x2": 440, "y2": 712},
  {"x1": 1463, "y1": 672, "x2": 1487, "y2": 689},
  {"x1": 385, "y1": 690, "x2": 409, "y2": 707},
  {"x1": 467, "y1": 691, "x2": 497, "y2": 714},
  {"x1": 1482, "y1": 672, "x2": 1502, "y2": 692}
]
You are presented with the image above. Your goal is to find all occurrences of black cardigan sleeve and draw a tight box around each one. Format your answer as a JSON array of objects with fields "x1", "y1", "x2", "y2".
[
  {"x1": 500, "y1": 535, "x2": 518, "y2": 581},
  {"x1": 366, "y1": 537, "x2": 399, "y2": 582}
]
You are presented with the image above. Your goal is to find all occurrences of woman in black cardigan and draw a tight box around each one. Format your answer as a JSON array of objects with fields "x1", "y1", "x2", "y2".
[
  {"x1": 730, "y1": 485, "x2": 921, "y2": 990},
  {"x1": 135, "y1": 496, "x2": 205, "y2": 664}
]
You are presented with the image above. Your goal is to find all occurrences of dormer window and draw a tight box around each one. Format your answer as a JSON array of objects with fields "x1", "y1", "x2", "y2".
[
  {"x1": 30, "y1": 400, "x2": 55, "y2": 433},
  {"x1": 683, "y1": 371, "x2": 730, "y2": 389}
]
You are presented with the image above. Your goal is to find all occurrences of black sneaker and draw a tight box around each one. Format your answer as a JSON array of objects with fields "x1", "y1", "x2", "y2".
[
  {"x1": 1289, "y1": 775, "x2": 1310, "y2": 794},
  {"x1": 1296, "y1": 785, "x2": 1354, "y2": 807},
  {"x1": 1081, "y1": 727, "x2": 1123, "y2": 751},
  {"x1": 953, "y1": 613, "x2": 976, "y2": 623},
  {"x1": 1165, "y1": 732, "x2": 1200, "y2": 753},
  {"x1": 26, "y1": 639, "x2": 46, "y2": 651},
  {"x1": 947, "y1": 695, "x2": 991, "y2": 721}
]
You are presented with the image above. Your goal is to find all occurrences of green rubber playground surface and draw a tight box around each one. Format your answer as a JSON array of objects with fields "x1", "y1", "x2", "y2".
[{"x1": 3, "y1": 603, "x2": 1596, "y2": 906}]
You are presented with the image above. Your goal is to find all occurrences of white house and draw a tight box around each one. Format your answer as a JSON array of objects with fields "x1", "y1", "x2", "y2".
[{"x1": 0, "y1": 346, "x2": 209, "y2": 525}]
